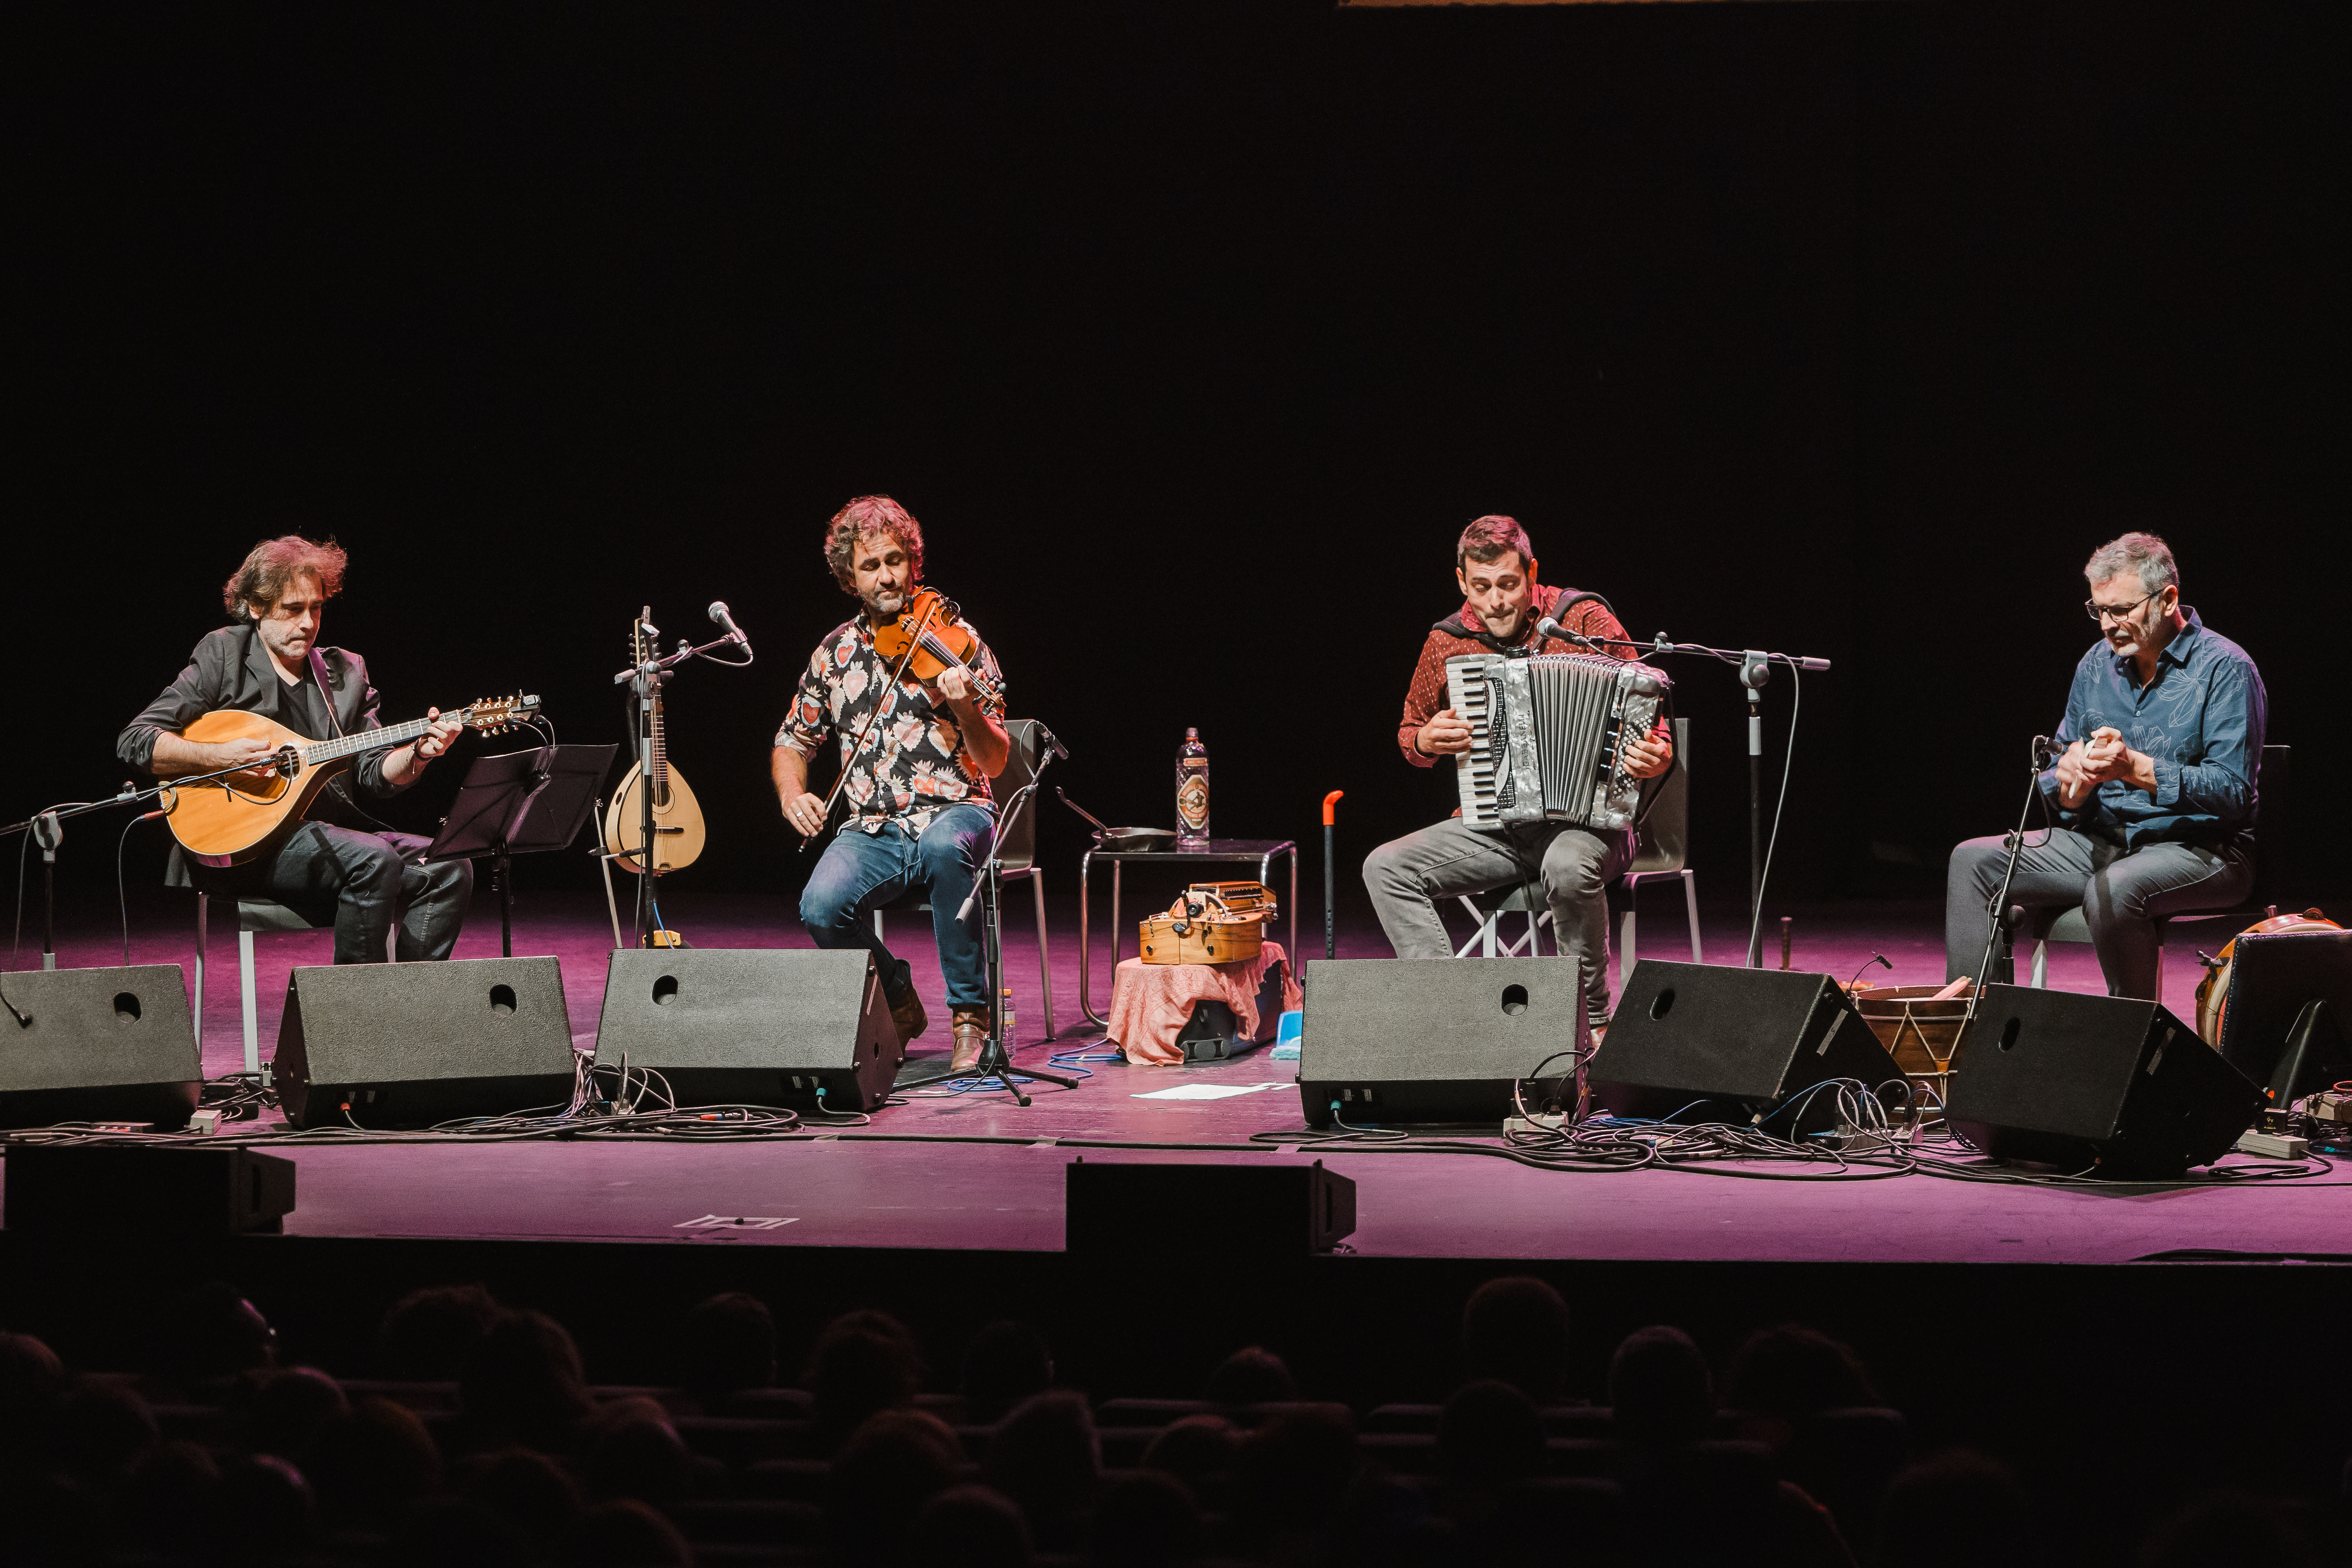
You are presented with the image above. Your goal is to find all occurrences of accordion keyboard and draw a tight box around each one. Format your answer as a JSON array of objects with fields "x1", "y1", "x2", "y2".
[{"x1": 1444, "y1": 651, "x2": 1670, "y2": 833}]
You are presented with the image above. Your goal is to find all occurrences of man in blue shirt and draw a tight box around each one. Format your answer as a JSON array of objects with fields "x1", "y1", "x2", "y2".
[{"x1": 1945, "y1": 532, "x2": 2265, "y2": 1000}]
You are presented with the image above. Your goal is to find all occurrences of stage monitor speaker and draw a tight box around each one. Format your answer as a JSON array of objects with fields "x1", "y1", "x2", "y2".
[
  {"x1": 4, "y1": 1144, "x2": 295, "y2": 1234},
  {"x1": 592, "y1": 948, "x2": 898, "y2": 1113},
  {"x1": 274, "y1": 956, "x2": 576, "y2": 1129},
  {"x1": 0, "y1": 964, "x2": 200, "y2": 1131},
  {"x1": 1065, "y1": 1157, "x2": 1356, "y2": 1255},
  {"x1": 1946, "y1": 984, "x2": 2263, "y2": 1178},
  {"x1": 1588, "y1": 961, "x2": 1906, "y2": 1136},
  {"x1": 1297, "y1": 958, "x2": 1585, "y2": 1127},
  {"x1": 2214, "y1": 931, "x2": 2352, "y2": 1107}
]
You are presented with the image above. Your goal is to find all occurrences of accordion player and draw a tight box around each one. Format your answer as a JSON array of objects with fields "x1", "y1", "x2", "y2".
[{"x1": 1444, "y1": 651, "x2": 1673, "y2": 834}]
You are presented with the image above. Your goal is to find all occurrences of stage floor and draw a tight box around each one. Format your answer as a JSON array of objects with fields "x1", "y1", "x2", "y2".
[{"x1": 13, "y1": 891, "x2": 2347, "y2": 1267}]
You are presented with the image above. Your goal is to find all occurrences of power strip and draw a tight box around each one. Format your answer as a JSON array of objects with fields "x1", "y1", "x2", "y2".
[
  {"x1": 1504, "y1": 1112, "x2": 1568, "y2": 1134},
  {"x1": 2235, "y1": 1128, "x2": 2309, "y2": 1159},
  {"x1": 2311, "y1": 1092, "x2": 2352, "y2": 1125}
]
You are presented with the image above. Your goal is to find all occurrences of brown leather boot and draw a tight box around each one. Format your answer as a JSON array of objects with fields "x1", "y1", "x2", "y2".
[
  {"x1": 950, "y1": 1007, "x2": 990, "y2": 1074},
  {"x1": 889, "y1": 988, "x2": 929, "y2": 1049}
]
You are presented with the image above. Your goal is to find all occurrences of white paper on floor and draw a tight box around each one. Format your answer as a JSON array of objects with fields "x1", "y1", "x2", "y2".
[{"x1": 1131, "y1": 1081, "x2": 1293, "y2": 1101}]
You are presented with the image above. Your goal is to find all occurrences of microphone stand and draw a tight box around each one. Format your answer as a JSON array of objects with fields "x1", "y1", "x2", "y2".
[
  {"x1": 952, "y1": 731, "x2": 1080, "y2": 1104},
  {"x1": 2, "y1": 753, "x2": 303, "y2": 971},
  {"x1": 1537, "y1": 621, "x2": 1830, "y2": 969},
  {"x1": 1965, "y1": 736, "x2": 2054, "y2": 1028}
]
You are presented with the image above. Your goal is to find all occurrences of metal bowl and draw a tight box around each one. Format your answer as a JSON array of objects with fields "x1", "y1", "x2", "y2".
[{"x1": 1098, "y1": 827, "x2": 1177, "y2": 853}]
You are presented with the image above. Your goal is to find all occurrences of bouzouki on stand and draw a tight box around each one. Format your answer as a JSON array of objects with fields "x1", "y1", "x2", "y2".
[
  {"x1": 603, "y1": 603, "x2": 748, "y2": 948},
  {"x1": 166, "y1": 695, "x2": 541, "y2": 867}
]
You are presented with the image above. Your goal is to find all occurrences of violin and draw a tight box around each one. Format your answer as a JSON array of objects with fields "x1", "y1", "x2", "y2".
[
  {"x1": 794, "y1": 585, "x2": 998, "y2": 856},
  {"x1": 871, "y1": 587, "x2": 1000, "y2": 704}
]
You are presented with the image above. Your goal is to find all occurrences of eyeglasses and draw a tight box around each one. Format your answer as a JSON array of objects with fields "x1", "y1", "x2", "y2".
[{"x1": 2085, "y1": 591, "x2": 2157, "y2": 624}]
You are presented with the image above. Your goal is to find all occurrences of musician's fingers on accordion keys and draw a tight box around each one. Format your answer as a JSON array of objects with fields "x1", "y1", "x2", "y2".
[
  {"x1": 1622, "y1": 721, "x2": 1673, "y2": 780},
  {"x1": 1422, "y1": 708, "x2": 1474, "y2": 756}
]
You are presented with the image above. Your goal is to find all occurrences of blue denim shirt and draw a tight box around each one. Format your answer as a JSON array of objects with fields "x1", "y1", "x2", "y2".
[{"x1": 2039, "y1": 608, "x2": 2265, "y2": 849}]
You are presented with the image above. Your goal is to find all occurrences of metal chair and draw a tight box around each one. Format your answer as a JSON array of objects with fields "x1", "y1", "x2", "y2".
[
  {"x1": 872, "y1": 718, "x2": 1056, "y2": 1042},
  {"x1": 2027, "y1": 744, "x2": 2287, "y2": 1003},
  {"x1": 1454, "y1": 717, "x2": 1701, "y2": 985},
  {"x1": 193, "y1": 891, "x2": 394, "y2": 1076}
]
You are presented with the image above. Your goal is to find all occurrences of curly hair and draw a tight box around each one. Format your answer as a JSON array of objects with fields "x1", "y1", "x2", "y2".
[
  {"x1": 223, "y1": 535, "x2": 348, "y2": 619},
  {"x1": 823, "y1": 496, "x2": 925, "y2": 594},
  {"x1": 1457, "y1": 514, "x2": 1535, "y2": 573}
]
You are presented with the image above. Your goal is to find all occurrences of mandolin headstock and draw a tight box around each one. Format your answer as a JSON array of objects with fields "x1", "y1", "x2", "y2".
[{"x1": 466, "y1": 693, "x2": 542, "y2": 735}]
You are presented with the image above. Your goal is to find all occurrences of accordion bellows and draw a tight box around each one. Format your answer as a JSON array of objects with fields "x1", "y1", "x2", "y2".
[{"x1": 1444, "y1": 652, "x2": 1671, "y2": 832}]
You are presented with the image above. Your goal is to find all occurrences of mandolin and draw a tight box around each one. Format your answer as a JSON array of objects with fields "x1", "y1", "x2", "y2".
[
  {"x1": 166, "y1": 694, "x2": 540, "y2": 867},
  {"x1": 603, "y1": 614, "x2": 706, "y2": 874}
]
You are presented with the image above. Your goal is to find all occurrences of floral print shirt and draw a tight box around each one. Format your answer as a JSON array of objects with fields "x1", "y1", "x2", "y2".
[{"x1": 776, "y1": 609, "x2": 1004, "y2": 836}]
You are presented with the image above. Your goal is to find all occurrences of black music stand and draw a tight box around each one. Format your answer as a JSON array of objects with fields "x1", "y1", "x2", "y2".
[{"x1": 425, "y1": 744, "x2": 617, "y2": 957}]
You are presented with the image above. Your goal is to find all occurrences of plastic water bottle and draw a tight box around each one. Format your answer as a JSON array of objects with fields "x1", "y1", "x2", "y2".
[{"x1": 1176, "y1": 728, "x2": 1211, "y2": 844}]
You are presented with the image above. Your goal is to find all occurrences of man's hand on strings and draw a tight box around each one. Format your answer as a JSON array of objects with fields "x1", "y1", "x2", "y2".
[{"x1": 930, "y1": 664, "x2": 973, "y2": 705}]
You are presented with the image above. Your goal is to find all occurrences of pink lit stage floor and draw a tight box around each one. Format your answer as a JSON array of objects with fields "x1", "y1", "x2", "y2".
[{"x1": 16, "y1": 892, "x2": 2348, "y2": 1266}]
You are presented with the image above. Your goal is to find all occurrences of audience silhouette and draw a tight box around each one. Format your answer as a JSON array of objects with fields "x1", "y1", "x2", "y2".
[{"x1": 0, "y1": 1273, "x2": 2318, "y2": 1565}]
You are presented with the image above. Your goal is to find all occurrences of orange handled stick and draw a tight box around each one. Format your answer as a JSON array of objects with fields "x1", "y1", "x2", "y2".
[{"x1": 1322, "y1": 790, "x2": 1345, "y2": 959}]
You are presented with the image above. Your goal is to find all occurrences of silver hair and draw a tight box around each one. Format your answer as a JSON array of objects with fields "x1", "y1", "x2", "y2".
[{"x1": 2083, "y1": 531, "x2": 2178, "y2": 596}]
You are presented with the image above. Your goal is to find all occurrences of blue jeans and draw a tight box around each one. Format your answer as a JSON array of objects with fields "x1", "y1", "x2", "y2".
[{"x1": 799, "y1": 805, "x2": 995, "y2": 1007}]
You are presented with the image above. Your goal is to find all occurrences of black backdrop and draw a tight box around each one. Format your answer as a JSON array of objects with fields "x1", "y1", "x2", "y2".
[{"x1": 11, "y1": 2, "x2": 2346, "y2": 931}]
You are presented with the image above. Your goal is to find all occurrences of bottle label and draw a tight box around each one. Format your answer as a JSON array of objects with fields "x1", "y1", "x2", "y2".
[{"x1": 1176, "y1": 774, "x2": 1209, "y2": 834}]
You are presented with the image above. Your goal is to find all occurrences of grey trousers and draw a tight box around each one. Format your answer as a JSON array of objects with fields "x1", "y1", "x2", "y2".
[
  {"x1": 1363, "y1": 816, "x2": 1634, "y2": 1022},
  {"x1": 219, "y1": 823, "x2": 475, "y2": 965},
  {"x1": 1944, "y1": 826, "x2": 2250, "y2": 1000}
]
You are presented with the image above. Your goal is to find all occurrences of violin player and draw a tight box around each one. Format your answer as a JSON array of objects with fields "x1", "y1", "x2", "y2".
[{"x1": 773, "y1": 495, "x2": 1012, "y2": 1071}]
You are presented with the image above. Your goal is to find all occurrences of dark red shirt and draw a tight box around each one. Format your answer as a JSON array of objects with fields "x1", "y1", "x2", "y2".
[{"x1": 1396, "y1": 583, "x2": 1636, "y2": 767}]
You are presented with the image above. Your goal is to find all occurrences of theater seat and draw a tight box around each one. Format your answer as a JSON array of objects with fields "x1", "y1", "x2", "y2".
[
  {"x1": 673, "y1": 1415, "x2": 814, "y2": 1469},
  {"x1": 739, "y1": 1458, "x2": 830, "y2": 1506},
  {"x1": 1094, "y1": 1397, "x2": 1213, "y2": 1428},
  {"x1": 1788, "y1": 1406, "x2": 1910, "y2": 1545},
  {"x1": 664, "y1": 1498, "x2": 822, "y2": 1548}
]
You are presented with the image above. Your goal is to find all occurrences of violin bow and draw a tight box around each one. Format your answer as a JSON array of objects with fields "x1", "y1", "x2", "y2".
[{"x1": 796, "y1": 594, "x2": 948, "y2": 854}]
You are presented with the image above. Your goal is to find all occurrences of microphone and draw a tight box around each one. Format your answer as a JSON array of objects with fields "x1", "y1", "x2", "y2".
[
  {"x1": 708, "y1": 601, "x2": 749, "y2": 647},
  {"x1": 1533, "y1": 612, "x2": 1598, "y2": 648},
  {"x1": 1034, "y1": 723, "x2": 1069, "y2": 761},
  {"x1": 2032, "y1": 735, "x2": 2057, "y2": 768}
]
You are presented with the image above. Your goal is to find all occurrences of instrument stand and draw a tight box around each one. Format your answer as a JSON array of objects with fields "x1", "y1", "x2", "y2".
[
  {"x1": 611, "y1": 609, "x2": 749, "y2": 947},
  {"x1": 953, "y1": 746, "x2": 1080, "y2": 1104},
  {"x1": 423, "y1": 745, "x2": 616, "y2": 958}
]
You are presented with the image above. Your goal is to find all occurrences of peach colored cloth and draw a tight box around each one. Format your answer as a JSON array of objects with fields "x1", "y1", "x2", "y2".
[{"x1": 1106, "y1": 941, "x2": 1303, "y2": 1066}]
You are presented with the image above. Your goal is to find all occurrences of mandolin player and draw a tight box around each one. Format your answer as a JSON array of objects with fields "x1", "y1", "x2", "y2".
[
  {"x1": 117, "y1": 536, "x2": 473, "y2": 964},
  {"x1": 773, "y1": 496, "x2": 1011, "y2": 1072}
]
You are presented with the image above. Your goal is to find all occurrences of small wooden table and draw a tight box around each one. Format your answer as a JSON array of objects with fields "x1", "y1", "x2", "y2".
[{"x1": 1077, "y1": 838, "x2": 1298, "y2": 1028}]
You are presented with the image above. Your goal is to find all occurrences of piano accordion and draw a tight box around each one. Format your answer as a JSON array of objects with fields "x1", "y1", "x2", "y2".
[{"x1": 1444, "y1": 651, "x2": 1671, "y2": 833}]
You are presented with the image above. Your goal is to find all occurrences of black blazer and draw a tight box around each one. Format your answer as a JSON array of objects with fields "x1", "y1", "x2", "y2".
[{"x1": 118, "y1": 622, "x2": 409, "y2": 881}]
